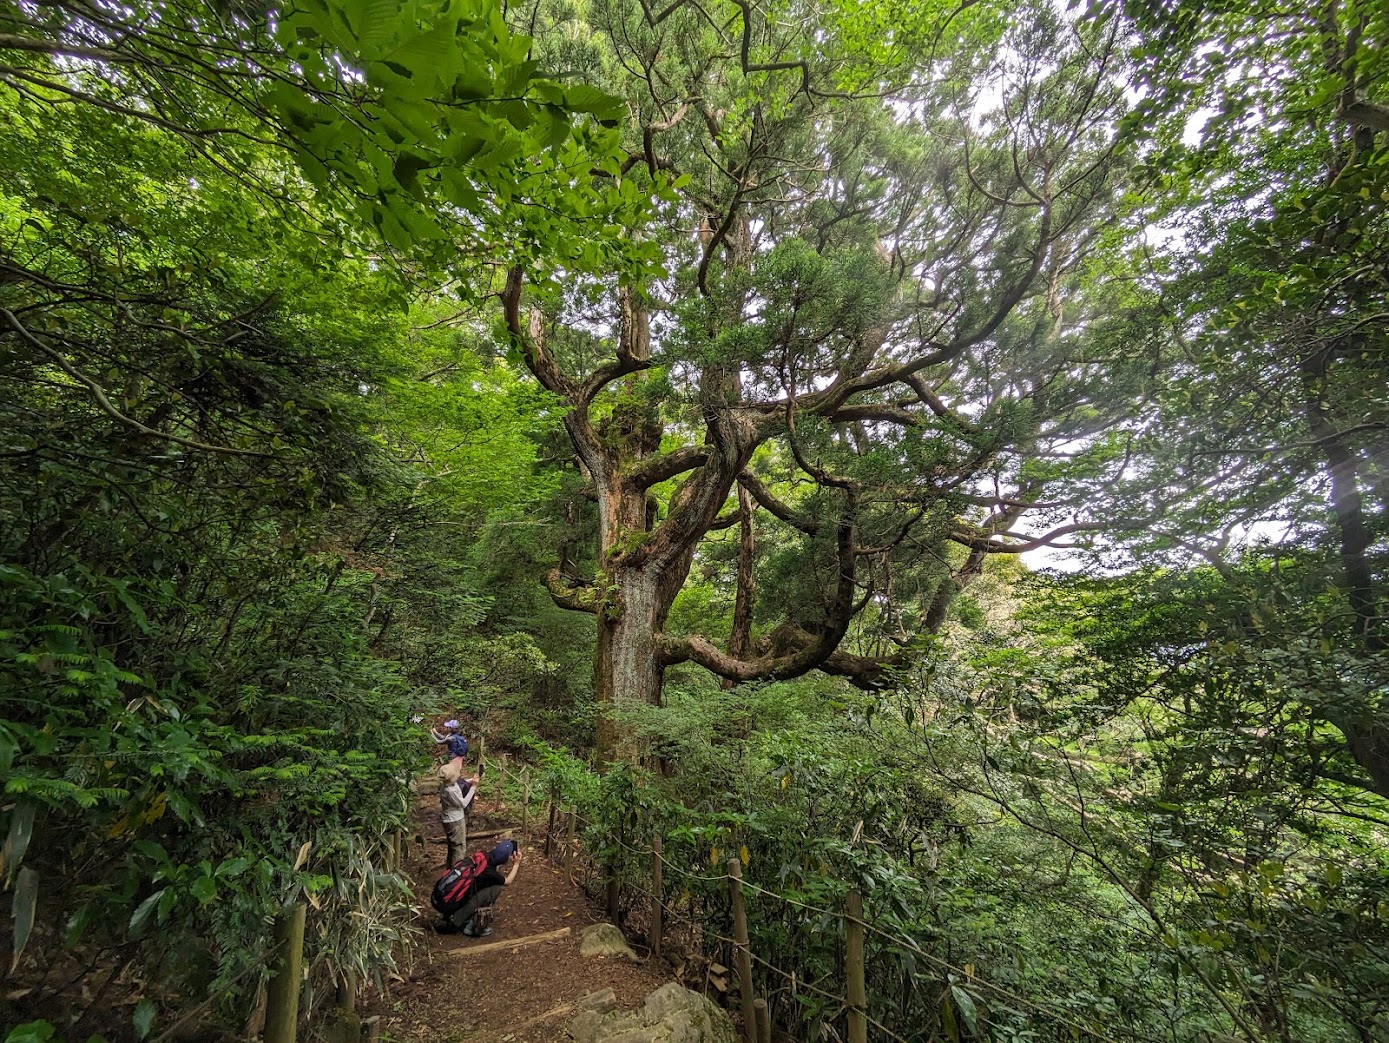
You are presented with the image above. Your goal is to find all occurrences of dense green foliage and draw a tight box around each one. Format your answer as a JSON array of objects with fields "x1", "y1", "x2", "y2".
[
  {"x1": 0, "y1": 0, "x2": 635, "y2": 1034},
  {"x1": 2, "y1": 0, "x2": 1386, "y2": 1041}
]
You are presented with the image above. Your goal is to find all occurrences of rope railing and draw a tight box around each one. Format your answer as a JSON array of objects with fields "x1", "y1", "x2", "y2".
[
  {"x1": 483, "y1": 764, "x2": 1134, "y2": 1043},
  {"x1": 735, "y1": 866, "x2": 1132, "y2": 1043}
]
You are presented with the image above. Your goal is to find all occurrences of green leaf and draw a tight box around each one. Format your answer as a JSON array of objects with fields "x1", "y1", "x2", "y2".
[
  {"x1": 393, "y1": 152, "x2": 435, "y2": 198},
  {"x1": 453, "y1": 67, "x2": 495, "y2": 102},
  {"x1": 541, "y1": 110, "x2": 572, "y2": 152},
  {"x1": 950, "y1": 985, "x2": 979, "y2": 1034},
  {"x1": 10, "y1": 867, "x2": 38, "y2": 971},
  {"x1": 189, "y1": 876, "x2": 218, "y2": 903},
  {"x1": 348, "y1": 0, "x2": 400, "y2": 50},
  {"x1": 110, "y1": 583, "x2": 150, "y2": 633},
  {"x1": 0, "y1": 800, "x2": 36, "y2": 883},
  {"x1": 132, "y1": 999, "x2": 155, "y2": 1041},
  {"x1": 384, "y1": 21, "x2": 462, "y2": 86},
  {"x1": 215, "y1": 857, "x2": 251, "y2": 879},
  {"x1": 939, "y1": 989, "x2": 960, "y2": 1043},
  {"x1": 131, "y1": 840, "x2": 169, "y2": 864},
  {"x1": 497, "y1": 100, "x2": 533, "y2": 130},
  {"x1": 129, "y1": 889, "x2": 164, "y2": 933},
  {"x1": 4, "y1": 1022, "x2": 55, "y2": 1043},
  {"x1": 563, "y1": 84, "x2": 627, "y2": 126}
]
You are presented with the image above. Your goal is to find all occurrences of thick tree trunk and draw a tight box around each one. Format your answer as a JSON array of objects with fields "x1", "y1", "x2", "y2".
[
  {"x1": 504, "y1": 268, "x2": 762, "y2": 760},
  {"x1": 1318, "y1": 439, "x2": 1389, "y2": 796},
  {"x1": 590, "y1": 471, "x2": 709, "y2": 761},
  {"x1": 594, "y1": 566, "x2": 669, "y2": 758},
  {"x1": 1322, "y1": 436, "x2": 1382, "y2": 652}
]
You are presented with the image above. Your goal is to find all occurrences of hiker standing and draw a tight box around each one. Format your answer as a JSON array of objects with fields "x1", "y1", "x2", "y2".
[
  {"x1": 430, "y1": 718, "x2": 469, "y2": 760},
  {"x1": 438, "y1": 755, "x2": 477, "y2": 867}
]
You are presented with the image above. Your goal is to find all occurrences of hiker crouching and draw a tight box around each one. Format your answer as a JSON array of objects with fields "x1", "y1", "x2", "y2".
[{"x1": 432, "y1": 840, "x2": 523, "y2": 937}]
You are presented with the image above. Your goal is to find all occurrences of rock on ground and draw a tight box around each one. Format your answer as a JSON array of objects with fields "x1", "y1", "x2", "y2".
[
  {"x1": 579, "y1": 922, "x2": 640, "y2": 962},
  {"x1": 569, "y1": 983, "x2": 737, "y2": 1043}
]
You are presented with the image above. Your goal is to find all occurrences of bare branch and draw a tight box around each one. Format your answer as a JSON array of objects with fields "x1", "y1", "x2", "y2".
[
  {"x1": 3, "y1": 308, "x2": 275, "y2": 459},
  {"x1": 501, "y1": 267, "x2": 574, "y2": 399},
  {"x1": 825, "y1": 402, "x2": 921, "y2": 426},
  {"x1": 737, "y1": 471, "x2": 821, "y2": 534},
  {"x1": 1339, "y1": 98, "x2": 1389, "y2": 133},
  {"x1": 949, "y1": 520, "x2": 1102, "y2": 554}
]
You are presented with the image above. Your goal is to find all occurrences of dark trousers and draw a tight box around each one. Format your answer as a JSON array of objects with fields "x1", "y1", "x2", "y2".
[{"x1": 447, "y1": 885, "x2": 505, "y2": 929}]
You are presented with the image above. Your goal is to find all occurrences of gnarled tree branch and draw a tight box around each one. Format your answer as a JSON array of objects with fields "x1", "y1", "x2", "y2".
[
  {"x1": 737, "y1": 471, "x2": 820, "y2": 534},
  {"x1": 544, "y1": 568, "x2": 601, "y2": 614}
]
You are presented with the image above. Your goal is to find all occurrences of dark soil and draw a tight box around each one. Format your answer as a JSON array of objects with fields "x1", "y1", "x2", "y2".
[{"x1": 364, "y1": 790, "x2": 672, "y2": 1043}]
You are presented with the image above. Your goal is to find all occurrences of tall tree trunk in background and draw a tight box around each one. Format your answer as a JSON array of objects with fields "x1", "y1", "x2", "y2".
[
  {"x1": 923, "y1": 547, "x2": 986, "y2": 634},
  {"x1": 722, "y1": 485, "x2": 756, "y2": 690},
  {"x1": 1302, "y1": 354, "x2": 1389, "y2": 796}
]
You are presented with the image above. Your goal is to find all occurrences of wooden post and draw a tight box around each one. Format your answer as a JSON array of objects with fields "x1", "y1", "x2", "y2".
[
  {"x1": 544, "y1": 786, "x2": 558, "y2": 857},
  {"x1": 648, "y1": 835, "x2": 663, "y2": 960},
  {"x1": 754, "y1": 997, "x2": 771, "y2": 1043},
  {"x1": 477, "y1": 734, "x2": 486, "y2": 774},
  {"x1": 392, "y1": 829, "x2": 403, "y2": 870},
  {"x1": 362, "y1": 1015, "x2": 382, "y2": 1043},
  {"x1": 846, "y1": 891, "x2": 867, "y2": 1043},
  {"x1": 606, "y1": 864, "x2": 620, "y2": 922},
  {"x1": 521, "y1": 768, "x2": 531, "y2": 835},
  {"x1": 335, "y1": 969, "x2": 357, "y2": 1013},
  {"x1": 325, "y1": 967, "x2": 361, "y2": 1043},
  {"x1": 264, "y1": 902, "x2": 306, "y2": 1043},
  {"x1": 728, "y1": 858, "x2": 756, "y2": 1043},
  {"x1": 564, "y1": 809, "x2": 577, "y2": 877}
]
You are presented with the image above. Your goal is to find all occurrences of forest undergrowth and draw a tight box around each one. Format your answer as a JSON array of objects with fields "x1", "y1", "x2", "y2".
[{"x1": 2, "y1": 0, "x2": 1387, "y2": 1040}]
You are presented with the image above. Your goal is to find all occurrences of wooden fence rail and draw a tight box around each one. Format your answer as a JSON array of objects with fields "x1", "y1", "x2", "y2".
[
  {"x1": 528, "y1": 794, "x2": 889, "y2": 1043},
  {"x1": 846, "y1": 891, "x2": 867, "y2": 1043},
  {"x1": 276, "y1": 740, "x2": 896, "y2": 1043}
]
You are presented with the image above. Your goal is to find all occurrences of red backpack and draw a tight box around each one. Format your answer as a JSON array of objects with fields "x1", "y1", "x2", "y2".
[{"x1": 431, "y1": 850, "x2": 489, "y2": 917}]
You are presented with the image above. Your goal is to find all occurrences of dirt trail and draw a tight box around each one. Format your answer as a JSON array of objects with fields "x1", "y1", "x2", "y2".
[{"x1": 366, "y1": 790, "x2": 670, "y2": 1042}]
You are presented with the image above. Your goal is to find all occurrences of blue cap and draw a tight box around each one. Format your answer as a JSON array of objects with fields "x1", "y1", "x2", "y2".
[{"x1": 487, "y1": 840, "x2": 518, "y2": 866}]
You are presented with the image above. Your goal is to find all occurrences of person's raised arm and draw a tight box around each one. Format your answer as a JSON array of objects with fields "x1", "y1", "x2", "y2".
[{"x1": 503, "y1": 850, "x2": 523, "y2": 885}]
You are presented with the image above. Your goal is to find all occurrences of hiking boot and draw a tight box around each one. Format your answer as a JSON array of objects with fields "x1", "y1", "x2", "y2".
[{"x1": 461, "y1": 919, "x2": 492, "y2": 938}]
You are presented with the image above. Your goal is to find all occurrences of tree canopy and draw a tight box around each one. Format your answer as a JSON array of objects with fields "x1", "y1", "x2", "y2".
[
  {"x1": 501, "y1": 0, "x2": 1148, "y2": 756},
  {"x1": 1, "y1": 0, "x2": 1387, "y2": 1040}
]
